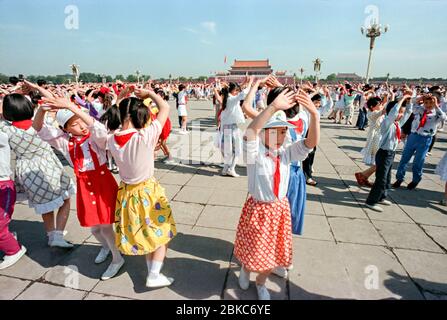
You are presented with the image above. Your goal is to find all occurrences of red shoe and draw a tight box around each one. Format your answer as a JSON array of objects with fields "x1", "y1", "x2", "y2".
[{"x1": 355, "y1": 172, "x2": 367, "y2": 186}]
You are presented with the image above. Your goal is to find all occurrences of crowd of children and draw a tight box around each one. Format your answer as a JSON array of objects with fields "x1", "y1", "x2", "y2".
[{"x1": 0, "y1": 75, "x2": 446, "y2": 300}]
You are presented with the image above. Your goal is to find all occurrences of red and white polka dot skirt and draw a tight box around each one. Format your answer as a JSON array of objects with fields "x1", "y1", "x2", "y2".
[{"x1": 234, "y1": 196, "x2": 293, "y2": 273}]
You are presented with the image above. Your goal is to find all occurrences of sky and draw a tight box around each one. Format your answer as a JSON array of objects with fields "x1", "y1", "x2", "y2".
[{"x1": 0, "y1": 0, "x2": 446, "y2": 79}]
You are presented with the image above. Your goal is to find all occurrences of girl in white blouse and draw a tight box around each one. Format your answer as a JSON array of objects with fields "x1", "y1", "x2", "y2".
[{"x1": 233, "y1": 88, "x2": 320, "y2": 300}]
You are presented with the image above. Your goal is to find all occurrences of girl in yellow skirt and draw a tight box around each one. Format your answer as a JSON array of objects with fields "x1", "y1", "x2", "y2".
[
  {"x1": 105, "y1": 87, "x2": 176, "y2": 288},
  {"x1": 234, "y1": 88, "x2": 320, "y2": 300}
]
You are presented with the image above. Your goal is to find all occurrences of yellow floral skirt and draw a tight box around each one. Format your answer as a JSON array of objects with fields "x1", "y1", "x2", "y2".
[{"x1": 114, "y1": 178, "x2": 177, "y2": 255}]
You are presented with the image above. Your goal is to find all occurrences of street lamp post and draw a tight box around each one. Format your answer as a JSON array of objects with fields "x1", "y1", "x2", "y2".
[
  {"x1": 313, "y1": 59, "x2": 322, "y2": 82},
  {"x1": 361, "y1": 21, "x2": 389, "y2": 84},
  {"x1": 299, "y1": 67, "x2": 305, "y2": 85},
  {"x1": 69, "y1": 64, "x2": 80, "y2": 84},
  {"x1": 136, "y1": 70, "x2": 140, "y2": 84}
]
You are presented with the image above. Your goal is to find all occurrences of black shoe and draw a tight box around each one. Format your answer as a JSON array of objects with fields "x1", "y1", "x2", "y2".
[
  {"x1": 392, "y1": 180, "x2": 403, "y2": 189},
  {"x1": 407, "y1": 181, "x2": 418, "y2": 190}
]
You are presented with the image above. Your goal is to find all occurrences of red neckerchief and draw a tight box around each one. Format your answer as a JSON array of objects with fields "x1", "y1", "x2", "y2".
[
  {"x1": 68, "y1": 134, "x2": 91, "y2": 171},
  {"x1": 395, "y1": 122, "x2": 401, "y2": 142},
  {"x1": 12, "y1": 119, "x2": 33, "y2": 130},
  {"x1": 266, "y1": 152, "x2": 281, "y2": 198},
  {"x1": 417, "y1": 110, "x2": 429, "y2": 130},
  {"x1": 288, "y1": 119, "x2": 304, "y2": 134},
  {"x1": 114, "y1": 132, "x2": 136, "y2": 148}
]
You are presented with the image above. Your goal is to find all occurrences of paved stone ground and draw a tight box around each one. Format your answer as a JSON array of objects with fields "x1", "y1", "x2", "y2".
[{"x1": 1, "y1": 100, "x2": 446, "y2": 300}]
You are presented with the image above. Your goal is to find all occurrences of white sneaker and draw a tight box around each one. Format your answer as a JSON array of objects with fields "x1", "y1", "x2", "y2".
[
  {"x1": 256, "y1": 284, "x2": 271, "y2": 300},
  {"x1": 272, "y1": 266, "x2": 288, "y2": 278},
  {"x1": 49, "y1": 238, "x2": 74, "y2": 249},
  {"x1": 94, "y1": 248, "x2": 110, "y2": 264},
  {"x1": 238, "y1": 267, "x2": 250, "y2": 290},
  {"x1": 146, "y1": 273, "x2": 174, "y2": 288},
  {"x1": 379, "y1": 199, "x2": 392, "y2": 206},
  {"x1": 226, "y1": 170, "x2": 240, "y2": 178},
  {"x1": 0, "y1": 246, "x2": 27, "y2": 270},
  {"x1": 365, "y1": 203, "x2": 384, "y2": 212},
  {"x1": 221, "y1": 168, "x2": 229, "y2": 176},
  {"x1": 101, "y1": 258, "x2": 125, "y2": 280}
]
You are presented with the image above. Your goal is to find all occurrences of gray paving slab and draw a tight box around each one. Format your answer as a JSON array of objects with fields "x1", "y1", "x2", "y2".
[
  {"x1": 372, "y1": 221, "x2": 444, "y2": 253},
  {"x1": 16, "y1": 282, "x2": 87, "y2": 300},
  {"x1": 328, "y1": 217, "x2": 386, "y2": 246},
  {"x1": 0, "y1": 276, "x2": 30, "y2": 300},
  {"x1": 393, "y1": 249, "x2": 447, "y2": 296}
]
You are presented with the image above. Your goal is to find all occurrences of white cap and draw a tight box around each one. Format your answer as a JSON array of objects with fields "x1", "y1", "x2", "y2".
[
  {"x1": 263, "y1": 111, "x2": 296, "y2": 129},
  {"x1": 56, "y1": 109, "x2": 75, "y2": 128}
]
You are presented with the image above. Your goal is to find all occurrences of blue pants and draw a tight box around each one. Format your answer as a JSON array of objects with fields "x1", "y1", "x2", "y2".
[
  {"x1": 356, "y1": 108, "x2": 368, "y2": 129},
  {"x1": 287, "y1": 164, "x2": 306, "y2": 235},
  {"x1": 366, "y1": 149, "x2": 395, "y2": 205},
  {"x1": 396, "y1": 133, "x2": 433, "y2": 184}
]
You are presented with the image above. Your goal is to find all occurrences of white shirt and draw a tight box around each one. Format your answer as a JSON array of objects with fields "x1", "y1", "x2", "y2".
[
  {"x1": 244, "y1": 137, "x2": 312, "y2": 202},
  {"x1": 178, "y1": 91, "x2": 187, "y2": 105},
  {"x1": 38, "y1": 120, "x2": 108, "y2": 172},
  {"x1": 0, "y1": 131, "x2": 12, "y2": 181},
  {"x1": 220, "y1": 88, "x2": 249, "y2": 126}
]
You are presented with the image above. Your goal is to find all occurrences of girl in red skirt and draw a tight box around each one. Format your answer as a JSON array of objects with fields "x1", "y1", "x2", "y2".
[
  {"x1": 34, "y1": 96, "x2": 124, "y2": 281},
  {"x1": 234, "y1": 88, "x2": 320, "y2": 300}
]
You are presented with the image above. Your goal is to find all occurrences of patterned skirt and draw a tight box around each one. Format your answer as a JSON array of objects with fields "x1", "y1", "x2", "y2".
[
  {"x1": 234, "y1": 196, "x2": 293, "y2": 272},
  {"x1": 114, "y1": 178, "x2": 177, "y2": 255}
]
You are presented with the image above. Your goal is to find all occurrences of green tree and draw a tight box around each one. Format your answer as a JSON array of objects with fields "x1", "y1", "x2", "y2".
[
  {"x1": 115, "y1": 74, "x2": 125, "y2": 81},
  {"x1": 326, "y1": 73, "x2": 337, "y2": 81},
  {"x1": 126, "y1": 74, "x2": 138, "y2": 82}
]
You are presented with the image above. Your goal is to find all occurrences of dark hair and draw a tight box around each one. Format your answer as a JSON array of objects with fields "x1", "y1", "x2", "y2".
[
  {"x1": 9, "y1": 77, "x2": 19, "y2": 85},
  {"x1": 118, "y1": 97, "x2": 149, "y2": 129},
  {"x1": 366, "y1": 97, "x2": 382, "y2": 110},
  {"x1": 386, "y1": 101, "x2": 398, "y2": 115},
  {"x1": 345, "y1": 83, "x2": 352, "y2": 90},
  {"x1": 85, "y1": 89, "x2": 93, "y2": 97},
  {"x1": 220, "y1": 82, "x2": 240, "y2": 111},
  {"x1": 179, "y1": 84, "x2": 186, "y2": 91},
  {"x1": 2, "y1": 94, "x2": 34, "y2": 121},
  {"x1": 100, "y1": 104, "x2": 121, "y2": 131},
  {"x1": 37, "y1": 79, "x2": 47, "y2": 86},
  {"x1": 311, "y1": 94, "x2": 322, "y2": 102},
  {"x1": 267, "y1": 87, "x2": 300, "y2": 119}
]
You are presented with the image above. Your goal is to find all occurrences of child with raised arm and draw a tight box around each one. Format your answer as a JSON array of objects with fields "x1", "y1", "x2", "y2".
[
  {"x1": 34, "y1": 93, "x2": 124, "y2": 280},
  {"x1": 365, "y1": 93, "x2": 414, "y2": 212},
  {"x1": 106, "y1": 87, "x2": 176, "y2": 288},
  {"x1": 234, "y1": 88, "x2": 320, "y2": 300}
]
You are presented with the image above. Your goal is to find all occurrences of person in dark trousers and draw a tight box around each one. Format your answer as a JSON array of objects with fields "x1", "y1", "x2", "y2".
[
  {"x1": 302, "y1": 94, "x2": 322, "y2": 186},
  {"x1": 365, "y1": 94, "x2": 413, "y2": 212}
]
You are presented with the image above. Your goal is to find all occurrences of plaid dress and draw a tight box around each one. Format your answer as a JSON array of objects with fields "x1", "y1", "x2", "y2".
[{"x1": 0, "y1": 122, "x2": 76, "y2": 214}]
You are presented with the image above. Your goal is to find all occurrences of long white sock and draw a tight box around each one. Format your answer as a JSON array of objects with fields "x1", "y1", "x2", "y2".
[
  {"x1": 100, "y1": 225, "x2": 123, "y2": 263},
  {"x1": 146, "y1": 259, "x2": 152, "y2": 275},
  {"x1": 149, "y1": 260, "x2": 163, "y2": 278},
  {"x1": 91, "y1": 226, "x2": 109, "y2": 249}
]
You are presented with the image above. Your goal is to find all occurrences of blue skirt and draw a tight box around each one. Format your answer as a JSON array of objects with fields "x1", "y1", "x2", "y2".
[{"x1": 287, "y1": 164, "x2": 306, "y2": 235}]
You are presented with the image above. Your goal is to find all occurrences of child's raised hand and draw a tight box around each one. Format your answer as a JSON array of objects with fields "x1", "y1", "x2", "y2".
[
  {"x1": 134, "y1": 88, "x2": 153, "y2": 100},
  {"x1": 270, "y1": 88, "x2": 295, "y2": 111},
  {"x1": 41, "y1": 97, "x2": 73, "y2": 110},
  {"x1": 296, "y1": 90, "x2": 318, "y2": 115},
  {"x1": 265, "y1": 75, "x2": 282, "y2": 89}
]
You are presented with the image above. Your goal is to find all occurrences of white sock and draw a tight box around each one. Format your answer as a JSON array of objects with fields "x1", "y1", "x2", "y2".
[
  {"x1": 47, "y1": 231, "x2": 55, "y2": 241},
  {"x1": 53, "y1": 230, "x2": 64, "y2": 241},
  {"x1": 146, "y1": 259, "x2": 152, "y2": 275},
  {"x1": 149, "y1": 260, "x2": 163, "y2": 278}
]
